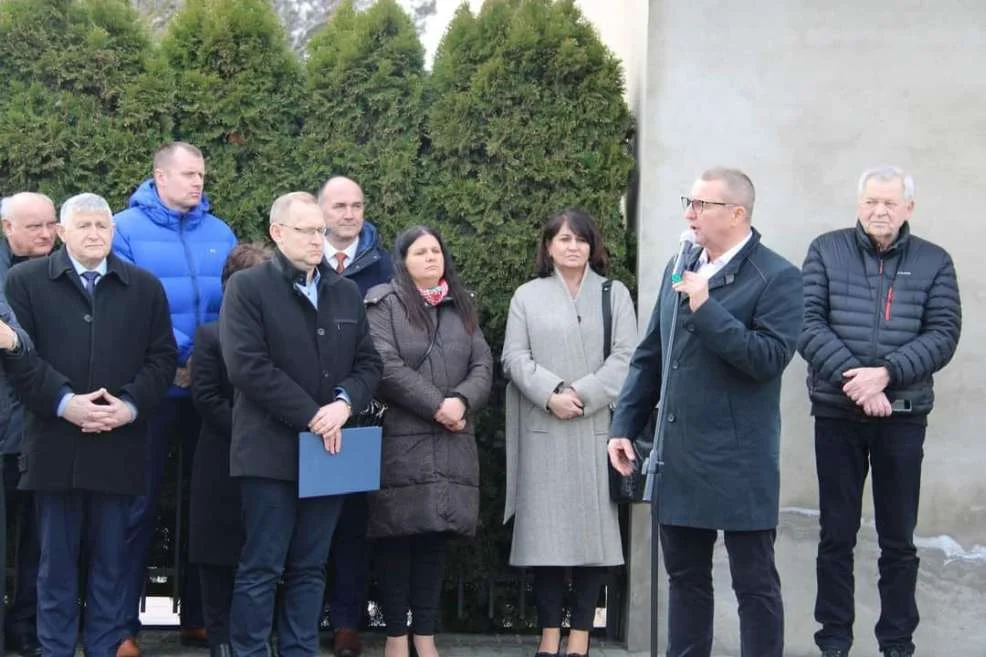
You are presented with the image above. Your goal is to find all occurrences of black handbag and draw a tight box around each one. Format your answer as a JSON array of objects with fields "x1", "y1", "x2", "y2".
[
  {"x1": 602, "y1": 279, "x2": 654, "y2": 504},
  {"x1": 350, "y1": 313, "x2": 441, "y2": 427}
]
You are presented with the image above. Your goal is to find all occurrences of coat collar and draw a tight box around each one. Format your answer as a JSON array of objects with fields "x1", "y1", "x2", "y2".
[
  {"x1": 684, "y1": 227, "x2": 763, "y2": 292},
  {"x1": 47, "y1": 246, "x2": 131, "y2": 286},
  {"x1": 854, "y1": 219, "x2": 910, "y2": 256},
  {"x1": 271, "y1": 247, "x2": 336, "y2": 288}
]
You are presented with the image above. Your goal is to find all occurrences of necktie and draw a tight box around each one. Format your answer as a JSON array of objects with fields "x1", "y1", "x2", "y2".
[
  {"x1": 334, "y1": 252, "x2": 347, "y2": 274},
  {"x1": 81, "y1": 271, "x2": 99, "y2": 297}
]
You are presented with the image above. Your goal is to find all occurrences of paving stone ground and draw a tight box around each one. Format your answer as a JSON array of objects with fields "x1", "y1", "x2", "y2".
[{"x1": 133, "y1": 630, "x2": 643, "y2": 657}]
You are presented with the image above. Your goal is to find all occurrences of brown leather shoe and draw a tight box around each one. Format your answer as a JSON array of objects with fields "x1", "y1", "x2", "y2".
[
  {"x1": 116, "y1": 637, "x2": 141, "y2": 657},
  {"x1": 334, "y1": 628, "x2": 363, "y2": 657},
  {"x1": 179, "y1": 627, "x2": 209, "y2": 648}
]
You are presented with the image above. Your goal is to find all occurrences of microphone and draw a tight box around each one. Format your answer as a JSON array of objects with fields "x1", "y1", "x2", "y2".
[{"x1": 670, "y1": 229, "x2": 696, "y2": 283}]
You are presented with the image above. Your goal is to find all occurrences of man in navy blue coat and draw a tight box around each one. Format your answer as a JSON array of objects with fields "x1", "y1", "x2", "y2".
[
  {"x1": 609, "y1": 168, "x2": 803, "y2": 657},
  {"x1": 318, "y1": 176, "x2": 393, "y2": 657},
  {"x1": 799, "y1": 167, "x2": 961, "y2": 657}
]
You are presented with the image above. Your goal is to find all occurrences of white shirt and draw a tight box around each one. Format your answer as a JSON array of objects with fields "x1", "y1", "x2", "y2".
[
  {"x1": 695, "y1": 231, "x2": 753, "y2": 280},
  {"x1": 324, "y1": 236, "x2": 359, "y2": 272}
]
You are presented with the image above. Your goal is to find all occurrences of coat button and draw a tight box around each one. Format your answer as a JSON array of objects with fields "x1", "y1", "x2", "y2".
[
  {"x1": 686, "y1": 324, "x2": 695, "y2": 332},
  {"x1": 671, "y1": 361, "x2": 679, "y2": 369},
  {"x1": 317, "y1": 328, "x2": 326, "y2": 336},
  {"x1": 83, "y1": 314, "x2": 92, "y2": 323},
  {"x1": 667, "y1": 413, "x2": 676, "y2": 423},
  {"x1": 322, "y1": 370, "x2": 329, "y2": 378}
]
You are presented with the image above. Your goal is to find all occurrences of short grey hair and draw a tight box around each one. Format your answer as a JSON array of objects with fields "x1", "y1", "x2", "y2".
[
  {"x1": 1, "y1": 192, "x2": 56, "y2": 220},
  {"x1": 270, "y1": 191, "x2": 319, "y2": 225},
  {"x1": 700, "y1": 167, "x2": 756, "y2": 219},
  {"x1": 858, "y1": 165, "x2": 915, "y2": 201},
  {"x1": 60, "y1": 193, "x2": 112, "y2": 225}
]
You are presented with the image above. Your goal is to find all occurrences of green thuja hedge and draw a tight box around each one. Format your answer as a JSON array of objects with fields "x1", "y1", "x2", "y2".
[
  {"x1": 0, "y1": 0, "x2": 172, "y2": 208},
  {"x1": 422, "y1": 0, "x2": 634, "y2": 630},
  {"x1": 303, "y1": 0, "x2": 426, "y2": 245},
  {"x1": 0, "y1": 0, "x2": 635, "y2": 631},
  {"x1": 161, "y1": 0, "x2": 305, "y2": 239}
]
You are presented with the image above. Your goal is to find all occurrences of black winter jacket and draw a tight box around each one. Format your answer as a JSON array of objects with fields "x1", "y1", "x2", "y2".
[
  {"x1": 798, "y1": 222, "x2": 961, "y2": 420},
  {"x1": 220, "y1": 250, "x2": 382, "y2": 482}
]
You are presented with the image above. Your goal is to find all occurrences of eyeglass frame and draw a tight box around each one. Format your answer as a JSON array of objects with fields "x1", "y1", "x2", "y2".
[
  {"x1": 680, "y1": 196, "x2": 737, "y2": 213},
  {"x1": 274, "y1": 222, "x2": 329, "y2": 238}
]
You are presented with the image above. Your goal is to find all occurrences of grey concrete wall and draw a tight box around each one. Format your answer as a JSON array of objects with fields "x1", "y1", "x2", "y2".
[{"x1": 627, "y1": 0, "x2": 986, "y2": 654}]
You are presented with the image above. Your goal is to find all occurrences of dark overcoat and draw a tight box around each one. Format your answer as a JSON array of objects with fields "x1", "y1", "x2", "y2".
[
  {"x1": 220, "y1": 250, "x2": 382, "y2": 482},
  {"x1": 188, "y1": 322, "x2": 242, "y2": 566},
  {"x1": 610, "y1": 230, "x2": 803, "y2": 531},
  {"x1": 364, "y1": 284, "x2": 492, "y2": 539},
  {"x1": 3, "y1": 248, "x2": 177, "y2": 495}
]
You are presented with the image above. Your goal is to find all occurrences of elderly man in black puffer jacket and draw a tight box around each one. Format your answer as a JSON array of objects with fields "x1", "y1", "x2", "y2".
[{"x1": 798, "y1": 166, "x2": 961, "y2": 657}]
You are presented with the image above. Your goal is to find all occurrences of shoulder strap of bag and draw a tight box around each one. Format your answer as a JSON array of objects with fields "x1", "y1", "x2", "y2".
[
  {"x1": 412, "y1": 309, "x2": 441, "y2": 371},
  {"x1": 602, "y1": 279, "x2": 613, "y2": 360}
]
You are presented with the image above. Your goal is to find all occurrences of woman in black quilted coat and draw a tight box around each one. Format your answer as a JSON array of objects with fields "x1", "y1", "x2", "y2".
[{"x1": 364, "y1": 226, "x2": 492, "y2": 657}]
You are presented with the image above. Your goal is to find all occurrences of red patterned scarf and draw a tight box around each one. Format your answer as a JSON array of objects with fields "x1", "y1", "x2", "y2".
[{"x1": 418, "y1": 278, "x2": 449, "y2": 306}]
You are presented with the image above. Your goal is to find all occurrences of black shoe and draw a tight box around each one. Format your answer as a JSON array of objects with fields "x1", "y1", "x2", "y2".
[
  {"x1": 210, "y1": 644, "x2": 233, "y2": 657},
  {"x1": 7, "y1": 635, "x2": 42, "y2": 657},
  {"x1": 883, "y1": 648, "x2": 914, "y2": 657},
  {"x1": 534, "y1": 653, "x2": 559, "y2": 657},
  {"x1": 821, "y1": 649, "x2": 849, "y2": 657}
]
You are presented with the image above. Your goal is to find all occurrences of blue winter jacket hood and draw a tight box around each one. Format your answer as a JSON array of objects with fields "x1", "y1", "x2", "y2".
[{"x1": 113, "y1": 179, "x2": 237, "y2": 394}]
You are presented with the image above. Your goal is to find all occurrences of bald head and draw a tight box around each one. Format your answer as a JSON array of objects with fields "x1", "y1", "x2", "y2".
[
  {"x1": 1, "y1": 192, "x2": 57, "y2": 257},
  {"x1": 318, "y1": 176, "x2": 365, "y2": 250}
]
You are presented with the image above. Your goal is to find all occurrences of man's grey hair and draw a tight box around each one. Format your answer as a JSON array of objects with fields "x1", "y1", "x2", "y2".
[
  {"x1": 270, "y1": 191, "x2": 319, "y2": 226},
  {"x1": 700, "y1": 167, "x2": 756, "y2": 219},
  {"x1": 1, "y1": 192, "x2": 56, "y2": 220},
  {"x1": 60, "y1": 193, "x2": 112, "y2": 225},
  {"x1": 857, "y1": 165, "x2": 915, "y2": 202}
]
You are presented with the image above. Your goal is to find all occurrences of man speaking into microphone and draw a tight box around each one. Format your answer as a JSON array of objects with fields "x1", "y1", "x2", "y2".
[{"x1": 608, "y1": 167, "x2": 803, "y2": 657}]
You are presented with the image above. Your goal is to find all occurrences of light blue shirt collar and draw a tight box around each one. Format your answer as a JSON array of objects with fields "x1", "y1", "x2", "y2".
[
  {"x1": 67, "y1": 252, "x2": 108, "y2": 278},
  {"x1": 294, "y1": 268, "x2": 320, "y2": 309}
]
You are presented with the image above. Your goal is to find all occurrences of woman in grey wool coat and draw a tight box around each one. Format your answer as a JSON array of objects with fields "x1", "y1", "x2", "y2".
[
  {"x1": 365, "y1": 225, "x2": 493, "y2": 657},
  {"x1": 502, "y1": 209, "x2": 637, "y2": 657}
]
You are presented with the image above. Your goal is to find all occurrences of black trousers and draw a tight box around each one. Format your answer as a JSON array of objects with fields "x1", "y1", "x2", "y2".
[
  {"x1": 532, "y1": 566, "x2": 605, "y2": 631},
  {"x1": 199, "y1": 564, "x2": 235, "y2": 647},
  {"x1": 814, "y1": 417, "x2": 925, "y2": 654},
  {"x1": 660, "y1": 524, "x2": 783, "y2": 657},
  {"x1": 374, "y1": 533, "x2": 449, "y2": 637},
  {"x1": 3, "y1": 454, "x2": 39, "y2": 645}
]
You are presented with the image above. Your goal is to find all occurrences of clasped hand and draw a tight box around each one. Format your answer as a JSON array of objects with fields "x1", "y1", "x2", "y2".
[
  {"x1": 434, "y1": 397, "x2": 467, "y2": 432},
  {"x1": 842, "y1": 367, "x2": 892, "y2": 417},
  {"x1": 548, "y1": 388, "x2": 583, "y2": 420},
  {"x1": 309, "y1": 400, "x2": 351, "y2": 455},
  {"x1": 64, "y1": 389, "x2": 136, "y2": 433}
]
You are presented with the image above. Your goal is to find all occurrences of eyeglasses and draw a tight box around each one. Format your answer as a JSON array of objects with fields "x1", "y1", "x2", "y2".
[
  {"x1": 681, "y1": 197, "x2": 735, "y2": 213},
  {"x1": 276, "y1": 223, "x2": 328, "y2": 238}
]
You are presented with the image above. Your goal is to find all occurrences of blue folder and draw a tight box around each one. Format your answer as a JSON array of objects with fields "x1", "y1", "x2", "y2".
[{"x1": 298, "y1": 427, "x2": 382, "y2": 498}]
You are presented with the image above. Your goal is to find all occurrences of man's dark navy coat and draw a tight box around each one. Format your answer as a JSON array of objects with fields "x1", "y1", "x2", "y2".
[
  {"x1": 610, "y1": 230, "x2": 803, "y2": 531},
  {"x1": 3, "y1": 248, "x2": 177, "y2": 496}
]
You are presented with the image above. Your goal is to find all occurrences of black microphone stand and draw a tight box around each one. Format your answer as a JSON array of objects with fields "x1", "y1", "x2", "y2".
[{"x1": 642, "y1": 284, "x2": 685, "y2": 657}]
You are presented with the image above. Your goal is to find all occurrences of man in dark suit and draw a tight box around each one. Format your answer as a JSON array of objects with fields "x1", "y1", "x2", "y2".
[
  {"x1": 0, "y1": 192, "x2": 57, "y2": 657},
  {"x1": 318, "y1": 176, "x2": 393, "y2": 657},
  {"x1": 609, "y1": 168, "x2": 803, "y2": 657},
  {"x1": 2, "y1": 193, "x2": 176, "y2": 657},
  {"x1": 220, "y1": 191, "x2": 382, "y2": 657},
  {"x1": 0, "y1": 301, "x2": 34, "y2": 657}
]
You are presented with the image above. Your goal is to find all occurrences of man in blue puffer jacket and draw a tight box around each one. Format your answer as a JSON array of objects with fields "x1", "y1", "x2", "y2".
[{"x1": 112, "y1": 142, "x2": 236, "y2": 654}]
